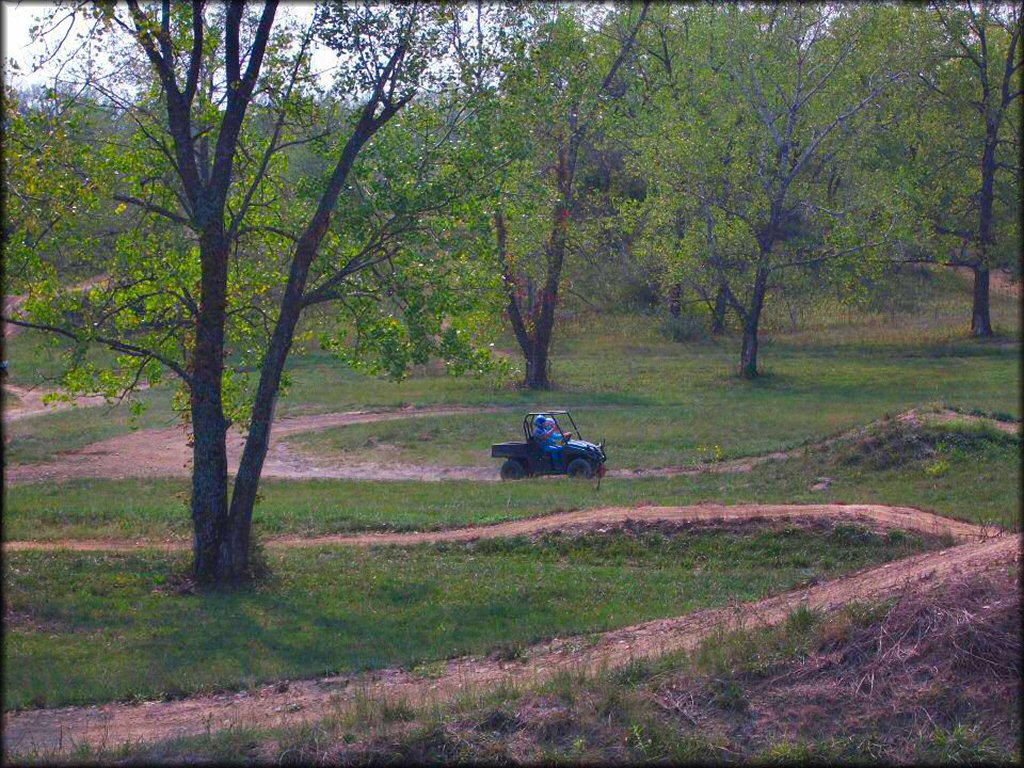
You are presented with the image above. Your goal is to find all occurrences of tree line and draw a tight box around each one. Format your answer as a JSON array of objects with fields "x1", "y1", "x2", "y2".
[{"x1": 3, "y1": 1, "x2": 1020, "y2": 586}]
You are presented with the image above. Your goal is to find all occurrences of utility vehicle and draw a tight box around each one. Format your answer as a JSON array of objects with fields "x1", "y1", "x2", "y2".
[{"x1": 491, "y1": 411, "x2": 606, "y2": 480}]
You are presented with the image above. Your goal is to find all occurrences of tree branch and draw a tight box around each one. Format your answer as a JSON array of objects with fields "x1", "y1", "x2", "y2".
[
  {"x1": 209, "y1": 1, "x2": 278, "y2": 207},
  {"x1": 771, "y1": 238, "x2": 891, "y2": 272},
  {"x1": 123, "y1": 0, "x2": 180, "y2": 95},
  {"x1": 2, "y1": 317, "x2": 193, "y2": 386},
  {"x1": 228, "y1": 20, "x2": 315, "y2": 242},
  {"x1": 790, "y1": 74, "x2": 901, "y2": 179},
  {"x1": 124, "y1": 0, "x2": 203, "y2": 209},
  {"x1": 600, "y1": 1, "x2": 652, "y2": 94},
  {"x1": 185, "y1": 0, "x2": 205, "y2": 104},
  {"x1": 113, "y1": 194, "x2": 190, "y2": 226}
]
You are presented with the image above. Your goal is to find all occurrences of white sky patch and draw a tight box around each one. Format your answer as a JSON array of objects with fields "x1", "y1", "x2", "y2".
[
  {"x1": 3, "y1": 1, "x2": 51, "y2": 85},
  {"x1": 2, "y1": 1, "x2": 337, "y2": 89}
]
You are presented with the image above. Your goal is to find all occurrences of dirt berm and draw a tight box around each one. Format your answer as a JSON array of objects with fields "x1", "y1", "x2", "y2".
[
  {"x1": 1, "y1": 502, "x2": 998, "y2": 553},
  {"x1": 3, "y1": 503, "x2": 1017, "y2": 756}
]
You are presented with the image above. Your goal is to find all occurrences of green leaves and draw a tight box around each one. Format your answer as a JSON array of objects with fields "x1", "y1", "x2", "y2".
[
  {"x1": 5, "y1": 1, "x2": 517, "y2": 425},
  {"x1": 628, "y1": 5, "x2": 909, "y2": 317},
  {"x1": 886, "y1": 3, "x2": 1021, "y2": 270}
]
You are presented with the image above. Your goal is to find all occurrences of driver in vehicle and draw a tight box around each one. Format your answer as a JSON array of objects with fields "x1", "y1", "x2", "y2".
[
  {"x1": 534, "y1": 414, "x2": 566, "y2": 471},
  {"x1": 532, "y1": 414, "x2": 555, "y2": 446}
]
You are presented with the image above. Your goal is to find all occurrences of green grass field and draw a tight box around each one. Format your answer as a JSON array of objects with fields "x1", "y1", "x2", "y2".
[
  {"x1": 4, "y1": 267, "x2": 1018, "y2": 469},
  {"x1": 3, "y1": 522, "x2": 942, "y2": 710},
  {"x1": 1, "y1": 267, "x2": 1019, "y2": 762},
  {"x1": 283, "y1": 347, "x2": 1020, "y2": 469},
  {"x1": 4, "y1": 415, "x2": 1018, "y2": 542},
  {"x1": 151, "y1": 573, "x2": 1017, "y2": 766}
]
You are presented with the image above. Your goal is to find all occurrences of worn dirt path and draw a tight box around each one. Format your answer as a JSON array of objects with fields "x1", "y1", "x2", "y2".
[
  {"x1": 3, "y1": 507, "x2": 1016, "y2": 756},
  {"x1": 5, "y1": 404, "x2": 1016, "y2": 485},
  {"x1": 2, "y1": 384, "x2": 147, "y2": 425},
  {"x1": 2, "y1": 502, "x2": 998, "y2": 553},
  {"x1": 4, "y1": 405, "x2": 510, "y2": 484}
]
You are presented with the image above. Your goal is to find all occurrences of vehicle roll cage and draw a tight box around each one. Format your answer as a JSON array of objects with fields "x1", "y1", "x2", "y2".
[{"x1": 523, "y1": 411, "x2": 580, "y2": 442}]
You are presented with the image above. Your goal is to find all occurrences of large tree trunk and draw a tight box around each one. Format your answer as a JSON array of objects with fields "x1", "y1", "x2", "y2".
[
  {"x1": 524, "y1": 200, "x2": 569, "y2": 390},
  {"x1": 971, "y1": 265, "x2": 993, "y2": 337},
  {"x1": 739, "y1": 269, "x2": 768, "y2": 379},
  {"x1": 496, "y1": 196, "x2": 566, "y2": 391},
  {"x1": 739, "y1": 327, "x2": 758, "y2": 379},
  {"x1": 496, "y1": 209, "x2": 539, "y2": 388},
  {"x1": 191, "y1": 230, "x2": 232, "y2": 585},
  {"x1": 972, "y1": 132, "x2": 997, "y2": 337},
  {"x1": 710, "y1": 284, "x2": 728, "y2": 334},
  {"x1": 524, "y1": 338, "x2": 550, "y2": 389},
  {"x1": 223, "y1": 271, "x2": 304, "y2": 579},
  {"x1": 667, "y1": 283, "x2": 681, "y2": 319},
  {"x1": 519, "y1": 297, "x2": 555, "y2": 390},
  {"x1": 190, "y1": 395, "x2": 230, "y2": 584}
]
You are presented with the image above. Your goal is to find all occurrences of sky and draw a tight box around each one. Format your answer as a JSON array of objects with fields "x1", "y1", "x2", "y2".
[
  {"x1": 2, "y1": 1, "x2": 326, "y2": 89},
  {"x1": 3, "y1": 1, "x2": 48, "y2": 84}
]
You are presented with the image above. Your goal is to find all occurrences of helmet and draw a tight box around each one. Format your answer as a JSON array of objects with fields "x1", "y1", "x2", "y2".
[{"x1": 534, "y1": 415, "x2": 547, "y2": 426}]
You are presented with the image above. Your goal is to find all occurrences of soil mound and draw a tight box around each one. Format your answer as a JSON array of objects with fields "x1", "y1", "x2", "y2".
[
  {"x1": 343, "y1": 553, "x2": 1021, "y2": 765},
  {"x1": 651, "y1": 555, "x2": 1022, "y2": 762},
  {"x1": 3, "y1": 502, "x2": 994, "y2": 553},
  {"x1": 833, "y1": 411, "x2": 1018, "y2": 471}
]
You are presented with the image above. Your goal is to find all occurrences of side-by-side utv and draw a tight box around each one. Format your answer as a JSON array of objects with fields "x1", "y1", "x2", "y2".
[{"x1": 491, "y1": 411, "x2": 606, "y2": 480}]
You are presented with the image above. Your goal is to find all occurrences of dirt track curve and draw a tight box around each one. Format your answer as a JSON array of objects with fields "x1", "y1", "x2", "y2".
[
  {"x1": 4, "y1": 405, "x2": 510, "y2": 484},
  {"x1": 1, "y1": 502, "x2": 998, "y2": 553},
  {"x1": 4, "y1": 403, "x2": 1017, "y2": 485},
  {"x1": 3, "y1": 503, "x2": 1018, "y2": 756},
  {"x1": 2, "y1": 385, "x2": 131, "y2": 425}
]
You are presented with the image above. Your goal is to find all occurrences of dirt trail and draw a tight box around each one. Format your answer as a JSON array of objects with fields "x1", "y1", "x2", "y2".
[
  {"x1": 2, "y1": 502, "x2": 997, "y2": 554},
  {"x1": 4, "y1": 406, "x2": 508, "y2": 484},
  {"x1": 897, "y1": 407, "x2": 1019, "y2": 436},
  {"x1": 2, "y1": 384, "x2": 144, "y2": 425},
  {"x1": 6, "y1": 404, "x2": 1015, "y2": 485},
  {"x1": 3, "y1": 513, "x2": 1016, "y2": 756}
]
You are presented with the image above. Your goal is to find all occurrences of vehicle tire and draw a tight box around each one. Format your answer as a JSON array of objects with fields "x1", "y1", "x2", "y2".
[
  {"x1": 500, "y1": 459, "x2": 526, "y2": 480},
  {"x1": 567, "y1": 458, "x2": 594, "y2": 479}
]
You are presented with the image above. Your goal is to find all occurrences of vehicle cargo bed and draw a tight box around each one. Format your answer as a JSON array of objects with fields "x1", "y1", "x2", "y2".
[{"x1": 491, "y1": 442, "x2": 531, "y2": 458}]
